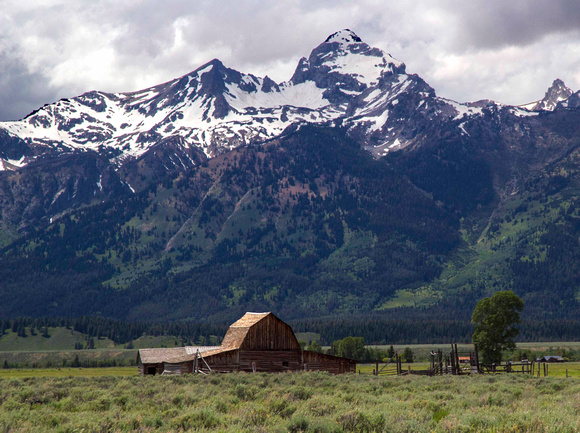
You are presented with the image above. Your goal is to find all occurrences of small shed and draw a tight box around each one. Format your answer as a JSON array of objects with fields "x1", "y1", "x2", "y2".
[
  {"x1": 138, "y1": 312, "x2": 356, "y2": 375},
  {"x1": 137, "y1": 346, "x2": 219, "y2": 375},
  {"x1": 536, "y1": 355, "x2": 565, "y2": 363}
]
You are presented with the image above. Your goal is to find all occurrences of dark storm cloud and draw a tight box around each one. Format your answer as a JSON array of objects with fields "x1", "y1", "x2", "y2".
[
  {"x1": 451, "y1": 0, "x2": 580, "y2": 50},
  {"x1": 0, "y1": 0, "x2": 579, "y2": 121},
  {"x1": 0, "y1": 47, "x2": 59, "y2": 121}
]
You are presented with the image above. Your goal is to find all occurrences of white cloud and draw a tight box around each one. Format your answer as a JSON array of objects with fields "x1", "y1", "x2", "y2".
[{"x1": 0, "y1": 0, "x2": 579, "y2": 120}]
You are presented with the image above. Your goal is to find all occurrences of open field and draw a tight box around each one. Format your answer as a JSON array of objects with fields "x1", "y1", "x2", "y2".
[
  {"x1": 0, "y1": 349, "x2": 137, "y2": 369},
  {"x1": 2, "y1": 362, "x2": 578, "y2": 379},
  {"x1": 357, "y1": 362, "x2": 580, "y2": 378},
  {"x1": 0, "y1": 327, "x2": 186, "y2": 352},
  {"x1": 1, "y1": 372, "x2": 579, "y2": 432},
  {"x1": 368, "y1": 342, "x2": 580, "y2": 362},
  {"x1": 0, "y1": 367, "x2": 136, "y2": 379}
]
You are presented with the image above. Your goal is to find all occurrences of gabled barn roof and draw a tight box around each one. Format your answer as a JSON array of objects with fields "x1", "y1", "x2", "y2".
[{"x1": 220, "y1": 312, "x2": 271, "y2": 350}]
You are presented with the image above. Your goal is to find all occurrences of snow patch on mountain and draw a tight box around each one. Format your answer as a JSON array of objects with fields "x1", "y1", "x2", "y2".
[
  {"x1": 520, "y1": 79, "x2": 574, "y2": 112},
  {"x1": 0, "y1": 29, "x2": 505, "y2": 170}
]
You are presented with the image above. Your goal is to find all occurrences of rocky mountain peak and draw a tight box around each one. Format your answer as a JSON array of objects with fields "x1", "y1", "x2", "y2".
[
  {"x1": 324, "y1": 29, "x2": 363, "y2": 45},
  {"x1": 523, "y1": 78, "x2": 573, "y2": 111},
  {"x1": 541, "y1": 79, "x2": 573, "y2": 109},
  {"x1": 290, "y1": 30, "x2": 406, "y2": 101}
]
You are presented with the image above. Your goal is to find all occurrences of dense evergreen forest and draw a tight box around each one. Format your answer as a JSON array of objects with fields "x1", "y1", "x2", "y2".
[
  {"x1": 3, "y1": 316, "x2": 579, "y2": 346},
  {"x1": 0, "y1": 118, "x2": 579, "y2": 329}
]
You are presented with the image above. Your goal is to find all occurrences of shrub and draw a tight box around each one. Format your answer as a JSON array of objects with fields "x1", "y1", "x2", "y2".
[
  {"x1": 214, "y1": 399, "x2": 228, "y2": 413},
  {"x1": 233, "y1": 384, "x2": 258, "y2": 400},
  {"x1": 172, "y1": 409, "x2": 220, "y2": 430},
  {"x1": 290, "y1": 386, "x2": 313, "y2": 401},
  {"x1": 244, "y1": 407, "x2": 268, "y2": 427},
  {"x1": 337, "y1": 411, "x2": 385, "y2": 433},
  {"x1": 268, "y1": 398, "x2": 296, "y2": 419},
  {"x1": 288, "y1": 413, "x2": 310, "y2": 433}
]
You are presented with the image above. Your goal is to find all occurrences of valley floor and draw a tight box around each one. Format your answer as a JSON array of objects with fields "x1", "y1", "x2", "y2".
[{"x1": 0, "y1": 370, "x2": 579, "y2": 432}]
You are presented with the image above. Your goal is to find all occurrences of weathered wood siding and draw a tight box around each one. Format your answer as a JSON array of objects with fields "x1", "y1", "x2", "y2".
[
  {"x1": 204, "y1": 349, "x2": 302, "y2": 373},
  {"x1": 239, "y1": 315, "x2": 301, "y2": 350},
  {"x1": 161, "y1": 362, "x2": 192, "y2": 375},
  {"x1": 140, "y1": 363, "x2": 164, "y2": 375},
  {"x1": 203, "y1": 350, "x2": 241, "y2": 373},
  {"x1": 162, "y1": 363, "x2": 183, "y2": 375},
  {"x1": 239, "y1": 350, "x2": 302, "y2": 372},
  {"x1": 303, "y1": 351, "x2": 356, "y2": 374}
]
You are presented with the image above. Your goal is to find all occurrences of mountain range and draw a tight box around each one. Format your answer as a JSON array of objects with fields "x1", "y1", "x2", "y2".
[{"x1": 1, "y1": 30, "x2": 579, "y2": 324}]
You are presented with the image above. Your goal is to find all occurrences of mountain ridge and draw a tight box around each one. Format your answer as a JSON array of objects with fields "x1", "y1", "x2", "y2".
[
  {"x1": 1, "y1": 29, "x2": 543, "y2": 172},
  {"x1": 0, "y1": 30, "x2": 579, "y2": 323}
]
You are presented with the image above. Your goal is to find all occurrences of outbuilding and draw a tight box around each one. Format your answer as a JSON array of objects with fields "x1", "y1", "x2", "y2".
[
  {"x1": 536, "y1": 355, "x2": 565, "y2": 363},
  {"x1": 137, "y1": 312, "x2": 356, "y2": 375}
]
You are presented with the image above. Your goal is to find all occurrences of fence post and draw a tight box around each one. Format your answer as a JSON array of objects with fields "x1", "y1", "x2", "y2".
[{"x1": 376, "y1": 361, "x2": 379, "y2": 376}]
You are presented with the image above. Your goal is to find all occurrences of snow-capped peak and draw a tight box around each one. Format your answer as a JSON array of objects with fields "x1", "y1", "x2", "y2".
[
  {"x1": 290, "y1": 30, "x2": 406, "y2": 98},
  {"x1": 324, "y1": 29, "x2": 363, "y2": 46}
]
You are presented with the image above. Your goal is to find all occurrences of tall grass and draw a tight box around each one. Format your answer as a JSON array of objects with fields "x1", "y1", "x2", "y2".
[{"x1": 0, "y1": 373, "x2": 579, "y2": 432}]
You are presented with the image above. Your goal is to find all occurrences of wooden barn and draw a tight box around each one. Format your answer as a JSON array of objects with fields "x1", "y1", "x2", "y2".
[{"x1": 137, "y1": 312, "x2": 356, "y2": 375}]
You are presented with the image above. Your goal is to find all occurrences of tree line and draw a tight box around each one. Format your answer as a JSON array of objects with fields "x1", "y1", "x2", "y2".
[{"x1": 0, "y1": 317, "x2": 228, "y2": 346}]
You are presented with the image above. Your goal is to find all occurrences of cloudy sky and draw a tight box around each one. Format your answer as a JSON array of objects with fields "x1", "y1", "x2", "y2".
[{"x1": 1, "y1": 0, "x2": 579, "y2": 121}]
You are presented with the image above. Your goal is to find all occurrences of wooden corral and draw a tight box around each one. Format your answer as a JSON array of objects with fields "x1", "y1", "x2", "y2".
[
  {"x1": 137, "y1": 312, "x2": 356, "y2": 375},
  {"x1": 372, "y1": 344, "x2": 539, "y2": 377}
]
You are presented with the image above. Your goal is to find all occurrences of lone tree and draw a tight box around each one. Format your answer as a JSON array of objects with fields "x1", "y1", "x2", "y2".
[{"x1": 472, "y1": 291, "x2": 524, "y2": 365}]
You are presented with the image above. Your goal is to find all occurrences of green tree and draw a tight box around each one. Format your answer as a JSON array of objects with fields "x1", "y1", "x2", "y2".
[
  {"x1": 402, "y1": 347, "x2": 414, "y2": 363},
  {"x1": 332, "y1": 337, "x2": 365, "y2": 360},
  {"x1": 72, "y1": 354, "x2": 81, "y2": 368},
  {"x1": 472, "y1": 291, "x2": 524, "y2": 365},
  {"x1": 306, "y1": 340, "x2": 323, "y2": 353}
]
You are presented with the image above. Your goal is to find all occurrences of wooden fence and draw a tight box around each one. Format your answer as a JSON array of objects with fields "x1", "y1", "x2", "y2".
[{"x1": 366, "y1": 344, "x2": 556, "y2": 377}]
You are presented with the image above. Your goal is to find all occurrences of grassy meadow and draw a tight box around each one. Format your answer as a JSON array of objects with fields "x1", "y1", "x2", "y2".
[
  {"x1": 1, "y1": 372, "x2": 579, "y2": 432},
  {"x1": 0, "y1": 367, "x2": 136, "y2": 379}
]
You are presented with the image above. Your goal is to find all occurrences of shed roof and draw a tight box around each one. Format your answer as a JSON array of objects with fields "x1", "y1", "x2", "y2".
[{"x1": 138, "y1": 346, "x2": 219, "y2": 364}]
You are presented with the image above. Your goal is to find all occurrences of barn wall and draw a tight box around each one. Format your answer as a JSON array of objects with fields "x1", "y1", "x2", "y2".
[
  {"x1": 204, "y1": 350, "x2": 303, "y2": 373},
  {"x1": 303, "y1": 351, "x2": 356, "y2": 374},
  {"x1": 162, "y1": 363, "x2": 183, "y2": 375},
  {"x1": 204, "y1": 350, "x2": 241, "y2": 372},
  {"x1": 239, "y1": 350, "x2": 302, "y2": 372},
  {"x1": 140, "y1": 363, "x2": 164, "y2": 375},
  {"x1": 240, "y1": 315, "x2": 301, "y2": 350}
]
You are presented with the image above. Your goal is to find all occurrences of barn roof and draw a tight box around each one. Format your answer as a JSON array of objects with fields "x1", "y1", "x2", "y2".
[
  {"x1": 138, "y1": 346, "x2": 219, "y2": 364},
  {"x1": 220, "y1": 312, "x2": 271, "y2": 350}
]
